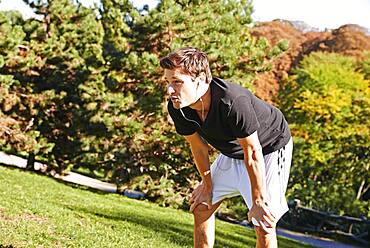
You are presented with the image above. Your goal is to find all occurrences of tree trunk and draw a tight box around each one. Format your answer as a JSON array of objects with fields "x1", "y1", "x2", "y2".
[
  {"x1": 356, "y1": 164, "x2": 369, "y2": 200},
  {"x1": 26, "y1": 153, "x2": 35, "y2": 171}
]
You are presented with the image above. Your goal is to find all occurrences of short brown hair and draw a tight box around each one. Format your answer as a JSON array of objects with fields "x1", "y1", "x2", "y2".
[{"x1": 160, "y1": 47, "x2": 212, "y2": 84}]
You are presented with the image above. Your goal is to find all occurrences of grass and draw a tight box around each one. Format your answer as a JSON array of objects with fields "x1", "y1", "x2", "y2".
[{"x1": 0, "y1": 166, "x2": 313, "y2": 248}]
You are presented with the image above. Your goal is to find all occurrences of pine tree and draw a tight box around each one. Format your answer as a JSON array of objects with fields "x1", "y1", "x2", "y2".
[{"x1": 0, "y1": 10, "x2": 53, "y2": 164}]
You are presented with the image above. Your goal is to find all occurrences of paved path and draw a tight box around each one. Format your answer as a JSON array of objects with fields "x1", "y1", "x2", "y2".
[
  {"x1": 54, "y1": 172, "x2": 117, "y2": 193},
  {"x1": 277, "y1": 228, "x2": 358, "y2": 248},
  {"x1": 0, "y1": 152, "x2": 117, "y2": 193},
  {"x1": 0, "y1": 151, "x2": 362, "y2": 248}
]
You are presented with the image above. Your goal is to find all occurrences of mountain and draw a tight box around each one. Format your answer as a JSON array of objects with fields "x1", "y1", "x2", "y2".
[{"x1": 251, "y1": 20, "x2": 370, "y2": 103}]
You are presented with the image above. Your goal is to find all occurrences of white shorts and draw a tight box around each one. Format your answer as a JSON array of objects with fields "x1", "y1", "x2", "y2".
[{"x1": 210, "y1": 138, "x2": 293, "y2": 224}]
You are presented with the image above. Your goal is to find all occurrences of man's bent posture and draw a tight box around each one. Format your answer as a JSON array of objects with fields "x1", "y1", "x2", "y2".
[{"x1": 160, "y1": 47, "x2": 293, "y2": 248}]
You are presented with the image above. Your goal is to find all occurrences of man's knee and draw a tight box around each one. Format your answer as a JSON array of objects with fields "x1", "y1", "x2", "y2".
[
  {"x1": 255, "y1": 226, "x2": 277, "y2": 247},
  {"x1": 192, "y1": 203, "x2": 219, "y2": 225},
  {"x1": 193, "y1": 204, "x2": 212, "y2": 217},
  {"x1": 255, "y1": 226, "x2": 276, "y2": 235}
]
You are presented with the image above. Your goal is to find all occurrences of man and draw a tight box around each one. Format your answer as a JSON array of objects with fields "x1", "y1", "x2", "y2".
[{"x1": 160, "y1": 47, "x2": 293, "y2": 248}]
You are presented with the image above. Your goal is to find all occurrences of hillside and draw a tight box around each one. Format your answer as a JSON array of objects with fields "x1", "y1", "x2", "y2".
[
  {"x1": 251, "y1": 20, "x2": 370, "y2": 103},
  {"x1": 0, "y1": 166, "x2": 312, "y2": 248}
]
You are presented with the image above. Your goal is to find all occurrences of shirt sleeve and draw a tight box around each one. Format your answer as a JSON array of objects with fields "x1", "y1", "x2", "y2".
[
  {"x1": 167, "y1": 100, "x2": 197, "y2": 136},
  {"x1": 226, "y1": 96, "x2": 260, "y2": 138}
]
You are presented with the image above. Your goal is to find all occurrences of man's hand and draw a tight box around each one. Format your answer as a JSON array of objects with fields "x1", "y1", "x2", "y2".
[
  {"x1": 189, "y1": 182, "x2": 213, "y2": 212},
  {"x1": 247, "y1": 200, "x2": 276, "y2": 233}
]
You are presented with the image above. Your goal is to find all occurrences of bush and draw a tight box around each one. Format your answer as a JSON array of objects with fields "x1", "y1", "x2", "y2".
[{"x1": 280, "y1": 52, "x2": 370, "y2": 217}]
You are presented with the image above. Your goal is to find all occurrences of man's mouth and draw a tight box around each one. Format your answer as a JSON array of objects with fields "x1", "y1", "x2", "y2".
[{"x1": 171, "y1": 96, "x2": 179, "y2": 102}]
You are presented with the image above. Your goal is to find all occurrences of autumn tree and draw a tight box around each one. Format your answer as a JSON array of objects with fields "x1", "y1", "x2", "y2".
[{"x1": 280, "y1": 52, "x2": 370, "y2": 217}]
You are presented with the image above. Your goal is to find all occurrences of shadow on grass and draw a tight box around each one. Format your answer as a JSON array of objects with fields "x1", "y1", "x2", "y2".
[
  {"x1": 70, "y1": 204, "x2": 256, "y2": 248},
  {"x1": 0, "y1": 165, "x2": 310, "y2": 248}
]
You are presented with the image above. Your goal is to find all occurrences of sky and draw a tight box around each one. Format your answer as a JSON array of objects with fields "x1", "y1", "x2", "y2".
[{"x1": 0, "y1": 0, "x2": 369, "y2": 31}]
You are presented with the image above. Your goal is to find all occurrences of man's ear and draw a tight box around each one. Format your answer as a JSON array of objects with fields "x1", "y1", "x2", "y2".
[{"x1": 198, "y1": 72, "x2": 207, "y2": 84}]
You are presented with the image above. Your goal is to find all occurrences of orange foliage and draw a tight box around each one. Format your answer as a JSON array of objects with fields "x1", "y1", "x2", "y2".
[{"x1": 251, "y1": 21, "x2": 370, "y2": 104}]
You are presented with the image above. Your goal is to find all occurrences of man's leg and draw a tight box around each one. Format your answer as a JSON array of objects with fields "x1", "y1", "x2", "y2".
[
  {"x1": 193, "y1": 201, "x2": 222, "y2": 248},
  {"x1": 253, "y1": 138, "x2": 293, "y2": 248},
  {"x1": 255, "y1": 226, "x2": 278, "y2": 248}
]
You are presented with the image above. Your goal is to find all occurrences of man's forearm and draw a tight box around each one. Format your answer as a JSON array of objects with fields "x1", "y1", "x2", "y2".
[
  {"x1": 191, "y1": 148, "x2": 212, "y2": 189},
  {"x1": 244, "y1": 150, "x2": 266, "y2": 203}
]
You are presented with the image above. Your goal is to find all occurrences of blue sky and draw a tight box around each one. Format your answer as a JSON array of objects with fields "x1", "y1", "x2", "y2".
[{"x1": 0, "y1": 0, "x2": 369, "y2": 31}]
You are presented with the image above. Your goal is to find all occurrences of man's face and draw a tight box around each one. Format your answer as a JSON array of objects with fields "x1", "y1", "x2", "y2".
[{"x1": 164, "y1": 69, "x2": 199, "y2": 109}]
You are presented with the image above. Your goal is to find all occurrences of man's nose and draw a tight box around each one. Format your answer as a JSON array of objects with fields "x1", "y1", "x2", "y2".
[{"x1": 168, "y1": 85, "x2": 175, "y2": 95}]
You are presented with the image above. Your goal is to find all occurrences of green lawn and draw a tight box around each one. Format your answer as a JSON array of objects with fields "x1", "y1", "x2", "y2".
[{"x1": 0, "y1": 166, "x2": 313, "y2": 248}]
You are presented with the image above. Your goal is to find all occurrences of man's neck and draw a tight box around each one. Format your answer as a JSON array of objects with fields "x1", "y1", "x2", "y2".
[{"x1": 190, "y1": 86, "x2": 211, "y2": 113}]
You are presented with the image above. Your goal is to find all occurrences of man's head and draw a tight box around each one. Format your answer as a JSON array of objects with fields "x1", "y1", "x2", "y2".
[{"x1": 160, "y1": 47, "x2": 212, "y2": 109}]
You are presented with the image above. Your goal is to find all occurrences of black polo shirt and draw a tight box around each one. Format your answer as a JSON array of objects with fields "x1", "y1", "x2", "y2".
[{"x1": 167, "y1": 78, "x2": 291, "y2": 159}]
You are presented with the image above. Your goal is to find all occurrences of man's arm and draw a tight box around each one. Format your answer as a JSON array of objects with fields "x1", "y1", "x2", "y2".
[
  {"x1": 238, "y1": 131, "x2": 266, "y2": 203},
  {"x1": 184, "y1": 133, "x2": 213, "y2": 211},
  {"x1": 238, "y1": 131, "x2": 276, "y2": 231}
]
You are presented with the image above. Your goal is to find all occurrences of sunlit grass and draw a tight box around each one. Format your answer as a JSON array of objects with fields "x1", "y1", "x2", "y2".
[{"x1": 0, "y1": 166, "x2": 313, "y2": 247}]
